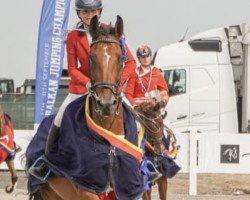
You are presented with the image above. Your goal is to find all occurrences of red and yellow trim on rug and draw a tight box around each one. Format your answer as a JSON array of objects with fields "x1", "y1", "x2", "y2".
[{"x1": 85, "y1": 95, "x2": 144, "y2": 162}]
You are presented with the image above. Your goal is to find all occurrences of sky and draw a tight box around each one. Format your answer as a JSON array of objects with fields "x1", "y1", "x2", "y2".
[{"x1": 0, "y1": 0, "x2": 250, "y2": 87}]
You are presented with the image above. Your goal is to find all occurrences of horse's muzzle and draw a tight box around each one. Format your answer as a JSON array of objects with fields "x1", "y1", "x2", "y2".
[{"x1": 96, "y1": 98, "x2": 118, "y2": 116}]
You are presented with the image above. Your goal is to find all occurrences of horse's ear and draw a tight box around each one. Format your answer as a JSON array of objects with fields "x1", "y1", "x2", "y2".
[
  {"x1": 115, "y1": 15, "x2": 123, "y2": 38},
  {"x1": 89, "y1": 15, "x2": 99, "y2": 38}
]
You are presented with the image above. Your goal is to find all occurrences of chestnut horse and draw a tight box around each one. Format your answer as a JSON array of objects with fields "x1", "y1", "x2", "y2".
[
  {"x1": 27, "y1": 15, "x2": 144, "y2": 200},
  {"x1": 135, "y1": 101, "x2": 180, "y2": 200},
  {"x1": 0, "y1": 106, "x2": 20, "y2": 193},
  {"x1": 135, "y1": 101, "x2": 167, "y2": 200}
]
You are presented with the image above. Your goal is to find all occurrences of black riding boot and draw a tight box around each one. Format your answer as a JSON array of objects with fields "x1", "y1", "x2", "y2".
[
  {"x1": 148, "y1": 171, "x2": 162, "y2": 183},
  {"x1": 28, "y1": 123, "x2": 59, "y2": 179}
]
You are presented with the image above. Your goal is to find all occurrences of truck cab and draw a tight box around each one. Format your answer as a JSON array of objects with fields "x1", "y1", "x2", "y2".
[{"x1": 154, "y1": 23, "x2": 250, "y2": 134}]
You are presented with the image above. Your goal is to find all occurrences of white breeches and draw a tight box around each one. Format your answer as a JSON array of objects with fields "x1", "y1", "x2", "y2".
[{"x1": 54, "y1": 93, "x2": 87, "y2": 127}]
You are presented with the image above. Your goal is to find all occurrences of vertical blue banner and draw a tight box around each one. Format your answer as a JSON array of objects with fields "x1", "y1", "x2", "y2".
[{"x1": 34, "y1": 0, "x2": 71, "y2": 126}]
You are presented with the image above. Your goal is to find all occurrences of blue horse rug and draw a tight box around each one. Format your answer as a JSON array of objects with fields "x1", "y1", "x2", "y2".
[{"x1": 26, "y1": 95, "x2": 145, "y2": 200}]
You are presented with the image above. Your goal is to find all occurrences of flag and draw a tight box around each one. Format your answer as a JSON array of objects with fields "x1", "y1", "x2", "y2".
[{"x1": 34, "y1": 0, "x2": 70, "y2": 127}]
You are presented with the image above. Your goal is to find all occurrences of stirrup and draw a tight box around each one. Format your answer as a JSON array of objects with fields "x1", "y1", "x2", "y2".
[
  {"x1": 146, "y1": 160, "x2": 162, "y2": 183},
  {"x1": 146, "y1": 160, "x2": 160, "y2": 173},
  {"x1": 148, "y1": 172, "x2": 162, "y2": 183},
  {"x1": 28, "y1": 156, "x2": 51, "y2": 183}
]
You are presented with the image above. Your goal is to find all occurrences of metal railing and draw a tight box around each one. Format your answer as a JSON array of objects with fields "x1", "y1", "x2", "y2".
[{"x1": 0, "y1": 93, "x2": 67, "y2": 129}]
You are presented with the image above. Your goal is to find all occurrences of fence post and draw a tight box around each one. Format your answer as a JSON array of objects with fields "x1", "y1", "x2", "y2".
[{"x1": 189, "y1": 127, "x2": 197, "y2": 195}]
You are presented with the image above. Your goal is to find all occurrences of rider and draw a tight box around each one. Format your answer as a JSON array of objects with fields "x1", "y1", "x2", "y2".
[
  {"x1": 125, "y1": 45, "x2": 169, "y2": 107},
  {"x1": 29, "y1": 0, "x2": 136, "y2": 177},
  {"x1": 125, "y1": 45, "x2": 170, "y2": 183}
]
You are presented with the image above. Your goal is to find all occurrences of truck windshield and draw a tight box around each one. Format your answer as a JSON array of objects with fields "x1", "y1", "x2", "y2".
[{"x1": 162, "y1": 69, "x2": 186, "y2": 96}]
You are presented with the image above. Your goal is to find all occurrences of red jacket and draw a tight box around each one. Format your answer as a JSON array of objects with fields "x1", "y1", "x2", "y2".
[
  {"x1": 125, "y1": 66, "x2": 169, "y2": 105},
  {"x1": 66, "y1": 29, "x2": 136, "y2": 94}
]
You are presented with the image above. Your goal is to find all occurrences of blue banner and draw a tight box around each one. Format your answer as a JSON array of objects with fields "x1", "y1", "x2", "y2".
[{"x1": 34, "y1": 0, "x2": 71, "y2": 126}]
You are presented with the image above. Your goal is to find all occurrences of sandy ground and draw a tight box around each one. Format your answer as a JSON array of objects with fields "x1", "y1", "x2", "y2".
[
  {"x1": 168, "y1": 173, "x2": 250, "y2": 196},
  {"x1": 1, "y1": 171, "x2": 250, "y2": 199}
]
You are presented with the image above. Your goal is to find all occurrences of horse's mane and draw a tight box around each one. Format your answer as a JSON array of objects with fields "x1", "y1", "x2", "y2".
[{"x1": 139, "y1": 102, "x2": 160, "y2": 116}]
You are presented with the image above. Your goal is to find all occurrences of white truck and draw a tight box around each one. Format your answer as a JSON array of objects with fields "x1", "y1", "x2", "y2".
[{"x1": 154, "y1": 22, "x2": 250, "y2": 134}]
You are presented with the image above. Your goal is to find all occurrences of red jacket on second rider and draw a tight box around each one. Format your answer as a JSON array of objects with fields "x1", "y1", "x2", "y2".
[{"x1": 125, "y1": 65, "x2": 169, "y2": 106}]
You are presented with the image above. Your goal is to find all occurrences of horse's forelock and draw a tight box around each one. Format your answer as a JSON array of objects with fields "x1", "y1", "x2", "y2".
[
  {"x1": 92, "y1": 25, "x2": 119, "y2": 41},
  {"x1": 140, "y1": 102, "x2": 155, "y2": 114}
]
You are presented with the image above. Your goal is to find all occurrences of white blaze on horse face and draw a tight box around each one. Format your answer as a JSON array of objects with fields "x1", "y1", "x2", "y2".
[{"x1": 103, "y1": 45, "x2": 111, "y2": 68}]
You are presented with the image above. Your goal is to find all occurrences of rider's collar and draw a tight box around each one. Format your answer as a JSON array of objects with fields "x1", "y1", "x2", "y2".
[{"x1": 136, "y1": 65, "x2": 155, "y2": 77}]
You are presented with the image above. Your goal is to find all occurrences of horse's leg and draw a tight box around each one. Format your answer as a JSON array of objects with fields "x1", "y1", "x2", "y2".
[
  {"x1": 157, "y1": 176, "x2": 168, "y2": 200},
  {"x1": 5, "y1": 159, "x2": 18, "y2": 193},
  {"x1": 142, "y1": 188, "x2": 152, "y2": 200},
  {"x1": 79, "y1": 189, "x2": 100, "y2": 200},
  {"x1": 40, "y1": 183, "x2": 63, "y2": 200},
  {"x1": 47, "y1": 176, "x2": 80, "y2": 200},
  {"x1": 6, "y1": 159, "x2": 17, "y2": 178},
  {"x1": 48, "y1": 176, "x2": 100, "y2": 200}
]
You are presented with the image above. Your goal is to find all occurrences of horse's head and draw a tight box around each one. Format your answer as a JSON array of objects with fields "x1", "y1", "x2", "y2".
[
  {"x1": 89, "y1": 15, "x2": 123, "y2": 116},
  {"x1": 137, "y1": 101, "x2": 165, "y2": 154}
]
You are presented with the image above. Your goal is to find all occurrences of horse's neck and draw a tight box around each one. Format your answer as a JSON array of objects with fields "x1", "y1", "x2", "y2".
[
  {"x1": 0, "y1": 115, "x2": 6, "y2": 137},
  {"x1": 91, "y1": 103, "x2": 124, "y2": 135}
]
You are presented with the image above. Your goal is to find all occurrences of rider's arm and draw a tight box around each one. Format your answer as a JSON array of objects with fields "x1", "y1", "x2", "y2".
[
  {"x1": 66, "y1": 31, "x2": 91, "y2": 86},
  {"x1": 154, "y1": 69, "x2": 169, "y2": 103},
  {"x1": 124, "y1": 73, "x2": 137, "y2": 106},
  {"x1": 121, "y1": 44, "x2": 136, "y2": 88}
]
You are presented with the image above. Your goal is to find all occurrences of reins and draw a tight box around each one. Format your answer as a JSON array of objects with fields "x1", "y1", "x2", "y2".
[
  {"x1": 135, "y1": 111, "x2": 162, "y2": 135},
  {"x1": 123, "y1": 102, "x2": 163, "y2": 136}
]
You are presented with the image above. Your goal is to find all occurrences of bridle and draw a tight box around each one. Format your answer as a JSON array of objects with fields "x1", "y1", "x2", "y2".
[
  {"x1": 131, "y1": 103, "x2": 164, "y2": 146},
  {"x1": 89, "y1": 37, "x2": 124, "y2": 117},
  {"x1": 136, "y1": 111, "x2": 162, "y2": 135}
]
